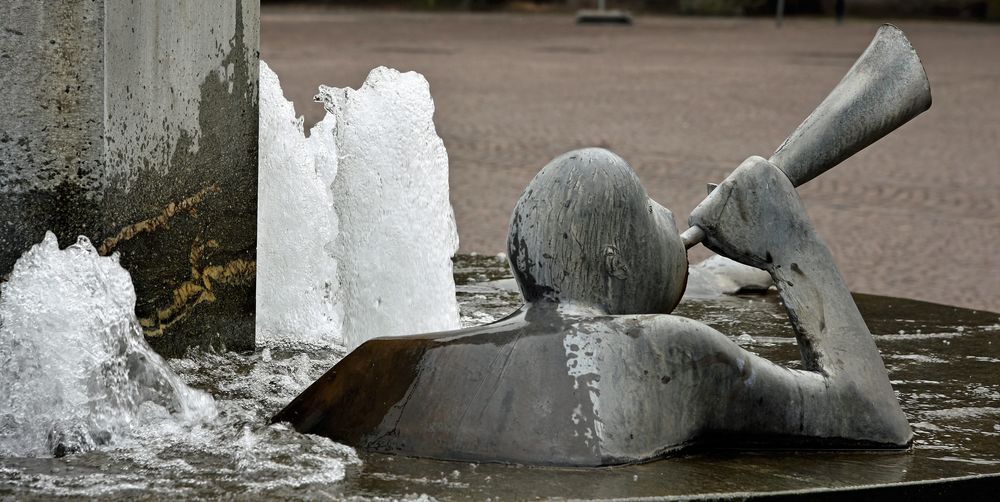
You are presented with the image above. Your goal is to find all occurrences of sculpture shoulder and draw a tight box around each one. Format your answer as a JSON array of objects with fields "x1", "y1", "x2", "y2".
[
  {"x1": 275, "y1": 309, "x2": 761, "y2": 466},
  {"x1": 630, "y1": 313, "x2": 729, "y2": 338},
  {"x1": 359, "y1": 311, "x2": 741, "y2": 367},
  {"x1": 603, "y1": 313, "x2": 743, "y2": 359}
]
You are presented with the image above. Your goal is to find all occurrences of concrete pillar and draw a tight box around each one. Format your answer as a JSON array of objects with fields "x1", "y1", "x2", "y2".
[{"x1": 0, "y1": 1, "x2": 259, "y2": 357}]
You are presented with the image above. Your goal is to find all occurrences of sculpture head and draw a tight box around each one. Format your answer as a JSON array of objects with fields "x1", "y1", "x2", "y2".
[{"x1": 507, "y1": 148, "x2": 687, "y2": 315}]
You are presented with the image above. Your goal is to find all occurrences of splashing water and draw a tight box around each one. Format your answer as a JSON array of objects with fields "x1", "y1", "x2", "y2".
[
  {"x1": 316, "y1": 65, "x2": 460, "y2": 351},
  {"x1": 257, "y1": 60, "x2": 343, "y2": 347},
  {"x1": 0, "y1": 232, "x2": 216, "y2": 457},
  {"x1": 1, "y1": 62, "x2": 462, "y2": 493},
  {"x1": 257, "y1": 61, "x2": 460, "y2": 352},
  {"x1": 0, "y1": 254, "x2": 998, "y2": 499},
  {"x1": 0, "y1": 233, "x2": 359, "y2": 496}
]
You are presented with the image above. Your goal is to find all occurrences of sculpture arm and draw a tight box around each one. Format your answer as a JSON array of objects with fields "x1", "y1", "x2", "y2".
[{"x1": 688, "y1": 156, "x2": 911, "y2": 445}]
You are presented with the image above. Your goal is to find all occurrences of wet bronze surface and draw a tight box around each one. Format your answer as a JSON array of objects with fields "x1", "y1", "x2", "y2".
[
  {"x1": 319, "y1": 256, "x2": 1000, "y2": 498},
  {"x1": 272, "y1": 337, "x2": 431, "y2": 444},
  {"x1": 1, "y1": 256, "x2": 996, "y2": 499}
]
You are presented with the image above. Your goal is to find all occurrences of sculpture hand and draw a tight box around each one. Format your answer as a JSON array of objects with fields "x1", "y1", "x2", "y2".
[{"x1": 688, "y1": 156, "x2": 815, "y2": 271}]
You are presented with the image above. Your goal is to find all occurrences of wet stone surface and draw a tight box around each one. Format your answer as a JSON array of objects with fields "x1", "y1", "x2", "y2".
[
  {"x1": 0, "y1": 1, "x2": 259, "y2": 358},
  {"x1": 1, "y1": 254, "x2": 999, "y2": 499}
]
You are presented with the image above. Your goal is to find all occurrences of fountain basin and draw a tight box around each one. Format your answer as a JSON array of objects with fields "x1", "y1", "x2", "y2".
[{"x1": 1, "y1": 255, "x2": 997, "y2": 499}]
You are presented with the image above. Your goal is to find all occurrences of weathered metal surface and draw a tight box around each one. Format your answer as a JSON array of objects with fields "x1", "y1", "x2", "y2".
[
  {"x1": 769, "y1": 24, "x2": 931, "y2": 187},
  {"x1": 298, "y1": 262, "x2": 1000, "y2": 499},
  {"x1": 277, "y1": 147, "x2": 910, "y2": 465},
  {"x1": 0, "y1": 257, "x2": 997, "y2": 498},
  {"x1": 681, "y1": 24, "x2": 931, "y2": 249},
  {"x1": 276, "y1": 25, "x2": 933, "y2": 465},
  {"x1": 507, "y1": 148, "x2": 689, "y2": 316},
  {"x1": 691, "y1": 155, "x2": 912, "y2": 440},
  {"x1": 345, "y1": 270, "x2": 1000, "y2": 498}
]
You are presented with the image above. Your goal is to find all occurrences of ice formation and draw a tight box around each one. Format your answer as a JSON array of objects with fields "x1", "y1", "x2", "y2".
[
  {"x1": 257, "y1": 61, "x2": 460, "y2": 351},
  {"x1": 0, "y1": 233, "x2": 216, "y2": 457}
]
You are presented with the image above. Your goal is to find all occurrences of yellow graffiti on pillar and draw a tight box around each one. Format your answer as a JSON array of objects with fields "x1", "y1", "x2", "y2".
[
  {"x1": 139, "y1": 236, "x2": 255, "y2": 337},
  {"x1": 98, "y1": 185, "x2": 221, "y2": 256}
]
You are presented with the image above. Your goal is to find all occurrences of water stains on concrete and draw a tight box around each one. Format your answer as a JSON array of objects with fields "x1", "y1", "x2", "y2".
[{"x1": 0, "y1": 0, "x2": 259, "y2": 357}]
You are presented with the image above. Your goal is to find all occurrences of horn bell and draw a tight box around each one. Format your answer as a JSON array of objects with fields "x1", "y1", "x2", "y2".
[{"x1": 769, "y1": 24, "x2": 932, "y2": 187}]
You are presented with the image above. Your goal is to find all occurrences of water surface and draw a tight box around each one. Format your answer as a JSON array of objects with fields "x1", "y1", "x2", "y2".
[{"x1": 2, "y1": 255, "x2": 998, "y2": 499}]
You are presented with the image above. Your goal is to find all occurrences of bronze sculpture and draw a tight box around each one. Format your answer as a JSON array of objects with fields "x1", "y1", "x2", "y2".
[{"x1": 272, "y1": 24, "x2": 931, "y2": 466}]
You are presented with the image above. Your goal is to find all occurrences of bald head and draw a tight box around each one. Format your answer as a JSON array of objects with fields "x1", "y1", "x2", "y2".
[{"x1": 507, "y1": 148, "x2": 687, "y2": 314}]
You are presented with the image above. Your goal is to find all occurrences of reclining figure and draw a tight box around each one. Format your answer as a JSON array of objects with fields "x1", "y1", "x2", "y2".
[
  {"x1": 272, "y1": 148, "x2": 912, "y2": 466},
  {"x1": 275, "y1": 23, "x2": 932, "y2": 467}
]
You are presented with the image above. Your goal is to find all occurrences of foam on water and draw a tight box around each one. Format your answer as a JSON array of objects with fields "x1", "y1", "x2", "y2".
[
  {"x1": 0, "y1": 233, "x2": 216, "y2": 457},
  {"x1": 258, "y1": 61, "x2": 460, "y2": 351},
  {"x1": 0, "y1": 342, "x2": 360, "y2": 497}
]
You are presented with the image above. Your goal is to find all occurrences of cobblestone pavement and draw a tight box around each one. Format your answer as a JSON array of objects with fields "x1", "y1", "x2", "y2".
[{"x1": 262, "y1": 8, "x2": 999, "y2": 312}]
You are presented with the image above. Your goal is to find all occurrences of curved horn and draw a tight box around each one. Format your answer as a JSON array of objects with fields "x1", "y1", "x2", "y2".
[{"x1": 769, "y1": 24, "x2": 932, "y2": 187}]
